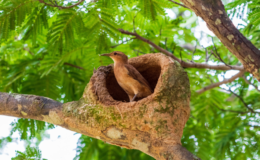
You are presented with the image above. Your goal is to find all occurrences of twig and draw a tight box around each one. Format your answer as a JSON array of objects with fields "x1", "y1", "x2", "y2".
[
  {"x1": 205, "y1": 48, "x2": 208, "y2": 62},
  {"x1": 227, "y1": 88, "x2": 255, "y2": 113},
  {"x1": 165, "y1": 38, "x2": 167, "y2": 50},
  {"x1": 206, "y1": 49, "x2": 213, "y2": 62},
  {"x1": 133, "y1": 15, "x2": 137, "y2": 33},
  {"x1": 172, "y1": 45, "x2": 176, "y2": 53},
  {"x1": 119, "y1": 28, "x2": 181, "y2": 62},
  {"x1": 190, "y1": 114, "x2": 200, "y2": 121},
  {"x1": 247, "y1": 124, "x2": 260, "y2": 128},
  {"x1": 213, "y1": 104, "x2": 249, "y2": 114},
  {"x1": 133, "y1": 50, "x2": 139, "y2": 56},
  {"x1": 133, "y1": 49, "x2": 146, "y2": 54},
  {"x1": 64, "y1": 62, "x2": 85, "y2": 70},
  {"x1": 242, "y1": 75, "x2": 260, "y2": 92},
  {"x1": 168, "y1": 0, "x2": 189, "y2": 9},
  {"x1": 196, "y1": 71, "x2": 245, "y2": 94},
  {"x1": 39, "y1": 0, "x2": 84, "y2": 9},
  {"x1": 205, "y1": 74, "x2": 213, "y2": 84},
  {"x1": 23, "y1": 47, "x2": 34, "y2": 56},
  {"x1": 179, "y1": 48, "x2": 183, "y2": 61},
  {"x1": 118, "y1": 29, "x2": 245, "y2": 71},
  {"x1": 220, "y1": 87, "x2": 260, "y2": 114},
  {"x1": 110, "y1": 38, "x2": 135, "y2": 48},
  {"x1": 211, "y1": 37, "x2": 232, "y2": 68},
  {"x1": 191, "y1": 41, "x2": 197, "y2": 62}
]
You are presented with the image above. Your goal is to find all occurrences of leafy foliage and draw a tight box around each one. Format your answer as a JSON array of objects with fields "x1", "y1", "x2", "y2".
[
  {"x1": 227, "y1": 0, "x2": 260, "y2": 48},
  {"x1": 0, "y1": 136, "x2": 14, "y2": 149},
  {"x1": 0, "y1": 0, "x2": 260, "y2": 159},
  {"x1": 11, "y1": 146, "x2": 47, "y2": 160},
  {"x1": 10, "y1": 118, "x2": 54, "y2": 140}
]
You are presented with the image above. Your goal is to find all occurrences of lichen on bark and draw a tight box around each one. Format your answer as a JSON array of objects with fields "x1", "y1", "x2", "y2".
[
  {"x1": 0, "y1": 53, "x2": 195, "y2": 160},
  {"x1": 61, "y1": 53, "x2": 191, "y2": 159}
]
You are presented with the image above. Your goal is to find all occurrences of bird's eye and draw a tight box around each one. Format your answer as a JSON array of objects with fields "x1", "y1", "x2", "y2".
[{"x1": 114, "y1": 52, "x2": 117, "y2": 55}]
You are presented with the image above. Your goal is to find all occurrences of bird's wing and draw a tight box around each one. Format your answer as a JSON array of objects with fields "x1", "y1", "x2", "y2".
[{"x1": 124, "y1": 64, "x2": 152, "y2": 92}]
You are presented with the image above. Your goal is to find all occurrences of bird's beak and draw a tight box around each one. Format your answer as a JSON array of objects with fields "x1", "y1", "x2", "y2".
[{"x1": 101, "y1": 53, "x2": 110, "y2": 57}]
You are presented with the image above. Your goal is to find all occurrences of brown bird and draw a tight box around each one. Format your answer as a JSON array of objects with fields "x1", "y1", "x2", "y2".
[{"x1": 101, "y1": 51, "x2": 152, "y2": 102}]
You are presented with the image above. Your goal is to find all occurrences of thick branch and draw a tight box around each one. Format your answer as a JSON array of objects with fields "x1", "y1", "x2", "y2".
[
  {"x1": 178, "y1": 0, "x2": 260, "y2": 81},
  {"x1": 0, "y1": 54, "x2": 200, "y2": 160},
  {"x1": 196, "y1": 71, "x2": 245, "y2": 94},
  {"x1": 119, "y1": 29, "x2": 244, "y2": 71},
  {"x1": 39, "y1": 0, "x2": 84, "y2": 9},
  {"x1": 0, "y1": 92, "x2": 63, "y2": 121}
]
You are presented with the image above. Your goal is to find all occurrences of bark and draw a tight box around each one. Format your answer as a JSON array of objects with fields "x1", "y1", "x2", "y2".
[
  {"x1": 0, "y1": 54, "x2": 199, "y2": 160},
  {"x1": 179, "y1": 0, "x2": 260, "y2": 81}
]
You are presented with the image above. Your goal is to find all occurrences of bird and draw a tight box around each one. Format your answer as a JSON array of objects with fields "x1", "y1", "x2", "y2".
[{"x1": 101, "y1": 51, "x2": 152, "y2": 102}]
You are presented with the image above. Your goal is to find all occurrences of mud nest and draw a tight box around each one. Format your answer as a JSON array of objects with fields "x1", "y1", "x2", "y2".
[
  {"x1": 88, "y1": 53, "x2": 189, "y2": 105},
  {"x1": 83, "y1": 53, "x2": 191, "y2": 150}
]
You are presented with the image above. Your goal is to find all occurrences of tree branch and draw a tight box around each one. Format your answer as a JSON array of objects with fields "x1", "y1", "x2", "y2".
[
  {"x1": 220, "y1": 87, "x2": 260, "y2": 113},
  {"x1": 23, "y1": 47, "x2": 34, "y2": 56},
  {"x1": 213, "y1": 104, "x2": 249, "y2": 114},
  {"x1": 119, "y1": 29, "x2": 181, "y2": 62},
  {"x1": 64, "y1": 62, "x2": 85, "y2": 70},
  {"x1": 118, "y1": 29, "x2": 244, "y2": 71},
  {"x1": 247, "y1": 124, "x2": 260, "y2": 129},
  {"x1": 211, "y1": 37, "x2": 233, "y2": 69},
  {"x1": 133, "y1": 49, "x2": 146, "y2": 55},
  {"x1": 205, "y1": 48, "x2": 211, "y2": 62},
  {"x1": 191, "y1": 41, "x2": 197, "y2": 62},
  {"x1": 178, "y1": 0, "x2": 260, "y2": 81},
  {"x1": 38, "y1": 0, "x2": 84, "y2": 9},
  {"x1": 0, "y1": 54, "x2": 200, "y2": 160},
  {"x1": 110, "y1": 38, "x2": 135, "y2": 48},
  {"x1": 227, "y1": 88, "x2": 257, "y2": 113},
  {"x1": 0, "y1": 92, "x2": 63, "y2": 121},
  {"x1": 196, "y1": 71, "x2": 245, "y2": 94},
  {"x1": 168, "y1": 0, "x2": 189, "y2": 9}
]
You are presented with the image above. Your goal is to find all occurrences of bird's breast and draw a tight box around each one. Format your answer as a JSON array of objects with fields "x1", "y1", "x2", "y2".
[{"x1": 114, "y1": 66, "x2": 141, "y2": 95}]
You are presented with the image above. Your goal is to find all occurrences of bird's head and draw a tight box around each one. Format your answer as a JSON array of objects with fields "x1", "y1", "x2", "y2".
[{"x1": 101, "y1": 51, "x2": 128, "y2": 64}]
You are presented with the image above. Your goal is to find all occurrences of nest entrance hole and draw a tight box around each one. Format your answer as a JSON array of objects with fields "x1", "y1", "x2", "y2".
[{"x1": 106, "y1": 63, "x2": 161, "y2": 102}]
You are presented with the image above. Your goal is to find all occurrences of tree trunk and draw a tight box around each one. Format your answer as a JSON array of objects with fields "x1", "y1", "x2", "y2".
[
  {"x1": 180, "y1": 0, "x2": 260, "y2": 81},
  {"x1": 0, "y1": 53, "x2": 199, "y2": 160}
]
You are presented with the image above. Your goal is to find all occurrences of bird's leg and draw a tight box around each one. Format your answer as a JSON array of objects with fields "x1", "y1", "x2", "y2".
[
  {"x1": 128, "y1": 95, "x2": 133, "y2": 102},
  {"x1": 130, "y1": 93, "x2": 138, "y2": 102}
]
